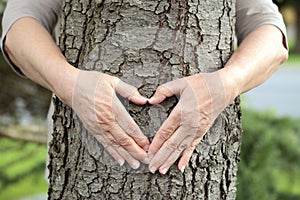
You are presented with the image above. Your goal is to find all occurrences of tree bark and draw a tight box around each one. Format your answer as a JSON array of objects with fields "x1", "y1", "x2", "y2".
[{"x1": 48, "y1": 0, "x2": 242, "y2": 199}]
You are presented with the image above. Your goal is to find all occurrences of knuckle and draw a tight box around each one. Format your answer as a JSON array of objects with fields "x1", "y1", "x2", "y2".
[
  {"x1": 157, "y1": 125, "x2": 177, "y2": 139},
  {"x1": 96, "y1": 110, "x2": 115, "y2": 124},
  {"x1": 157, "y1": 85, "x2": 170, "y2": 96},
  {"x1": 157, "y1": 132, "x2": 170, "y2": 141},
  {"x1": 189, "y1": 137, "x2": 203, "y2": 150},
  {"x1": 165, "y1": 140, "x2": 178, "y2": 151},
  {"x1": 100, "y1": 122, "x2": 115, "y2": 133},
  {"x1": 118, "y1": 137, "x2": 133, "y2": 147},
  {"x1": 181, "y1": 110, "x2": 213, "y2": 135},
  {"x1": 124, "y1": 124, "x2": 139, "y2": 135},
  {"x1": 156, "y1": 85, "x2": 164, "y2": 93},
  {"x1": 178, "y1": 143, "x2": 188, "y2": 152},
  {"x1": 181, "y1": 124, "x2": 198, "y2": 136},
  {"x1": 106, "y1": 138, "x2": 119, "y2": 148},
  {"x1": 199, "y1": 110, "x2": 212, "y2": 125}
]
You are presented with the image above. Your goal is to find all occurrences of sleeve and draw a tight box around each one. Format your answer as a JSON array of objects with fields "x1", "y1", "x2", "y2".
[
  {"x1": 1, "y1": 0, "x2": 62, "y2": 77},
  {"x1": 236, "y1": 0, "x2": 287, "y2": 48}
]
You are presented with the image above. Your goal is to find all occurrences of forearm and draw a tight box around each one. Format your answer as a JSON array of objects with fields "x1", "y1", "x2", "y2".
[
  {"x1": 220, "y1": 25, "x2": 288, "y2": 101},
  {"x1": 4, "y1": 17, "x2": 78, "y2": 105}
]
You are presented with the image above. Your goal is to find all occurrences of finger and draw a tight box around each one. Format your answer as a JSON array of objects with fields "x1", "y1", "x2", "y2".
[
  {"x1": 129, "y1": 90, "x2": 149, "y2": 105},
  {"x1": 113, "y1": 97, "x2": 150, "y2": 151},
  {"x1": 149, "y1": 79, "x2": 185, "y2": 105},
  {"x1": 111, "y1": 144, "x2": 141, "y2": 169},
  {"x1": 95, "y1": 133, "x2": 140, "y2": 169},
  {"x1": 93, "y1": 123, "x2": 143, "y2": 168},
  {"x1": 148, "y1": 104, "x2": 181, "y2": 156},
  {"x1": 93, "y1": 134, "x2": 125, "y2": 166},
  {"x1": 159, "y1": 136, "x2": 193, "y2": 175},
  {"x1": 115, "y1": 80, "x2": 148, "y2": 105},
  {"x1": 178, "y1": 137, "x2": 203, "y2": 172},
  {"x1": 106, "y1": 121, "x2": 149, "y2": 164},
  {"x1": 148, "y1": 139, "x2": 177, "y2": 174},
  {"x1": 148, "y1": 126, "x2": 188, "y2": 174}
]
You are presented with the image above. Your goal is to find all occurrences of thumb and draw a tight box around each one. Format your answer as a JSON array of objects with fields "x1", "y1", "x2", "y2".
[
  {"x1": 149, "y1": 79, "x2": 185, "y2": 105},
  {"x1": 115, "y1": 80, "x2": 148, "y2": 105}
]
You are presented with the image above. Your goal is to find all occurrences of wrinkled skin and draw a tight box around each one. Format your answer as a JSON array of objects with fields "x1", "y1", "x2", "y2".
[
  {"x1": 72, "y1": 70, "x2": 234, "y2": 173},
  {"x1": 72, "y1": 70, "x2": 150, "y2": 169},
  {"x1": 148, "y1": 72, "x2": 233, "y2": 174}
]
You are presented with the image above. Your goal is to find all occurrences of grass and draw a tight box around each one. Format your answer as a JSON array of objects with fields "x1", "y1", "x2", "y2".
[{"x1": 0, "y1": 137, "x2": 48, "y2": 200}]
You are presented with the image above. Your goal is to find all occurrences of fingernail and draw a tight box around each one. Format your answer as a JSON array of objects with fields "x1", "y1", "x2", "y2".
[
  {"x1": 131, "y1": 161, "x2": 140, "y2": 169},
  {"x1": 149, "y1": 97, "x2": 155, "y2": 103},
  {"x1": 161, "y1": 168, "x2": 168, "y2": 175},
  {"x1": 118, "y1": 159, "x2": 125, "y2": 166},
  {"x1": 143, "y1": 157, "x2": 150, "y2": 164},
  {"x1": 180, "y1": 166, "x2": 185, "y2": 173},
  {"x1": 149, "y1": 166, "x2": 157, "y2": 174}
]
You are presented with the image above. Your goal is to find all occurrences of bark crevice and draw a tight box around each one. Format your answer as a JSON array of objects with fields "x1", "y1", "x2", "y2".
[{"x1": 49, "y1": 0, "x2": 241, "y2": 199}]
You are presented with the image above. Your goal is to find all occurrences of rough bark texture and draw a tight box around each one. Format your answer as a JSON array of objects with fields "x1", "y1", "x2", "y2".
[{"x1": 48, "y1": 0, "x2": 242, "y2": 199}]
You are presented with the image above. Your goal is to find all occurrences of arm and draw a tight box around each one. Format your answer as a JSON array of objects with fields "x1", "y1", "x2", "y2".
[
  {"x1": 148, "y1": 25, "x2": 287, "y2": 174},
  {"x1": 3, "y1": 15, "x2": 150, "y2": 168},
  {"x1": 148, "y1": 0, "x2": 288, "y2": 174},
  {"x1": 229, "y1": 0, "x2": 288, "y2": 97},
  {"x1": 220, "y1": 25, "x2": 288, "y2": 101},
  {"x1": 4, "y1": 17, "x2": 76, "y2": 105}
]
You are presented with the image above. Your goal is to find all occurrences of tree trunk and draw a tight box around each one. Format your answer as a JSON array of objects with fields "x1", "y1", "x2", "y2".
[{"x1": 48, "y1": 0, "x2": 242, "y2": 199}]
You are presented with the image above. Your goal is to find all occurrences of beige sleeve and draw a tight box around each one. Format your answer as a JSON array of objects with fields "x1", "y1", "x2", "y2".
[
  {"x1": 1, "y1": 0, "x2": 62, "y2": 77},
  {"x1": 236, "y1": 0, "x2": 287, "y2": 48}
]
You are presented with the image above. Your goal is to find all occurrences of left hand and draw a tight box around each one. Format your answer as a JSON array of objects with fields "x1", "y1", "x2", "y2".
[{"x1": 148, "y1": 72, "x2": 235, "y2": 174}]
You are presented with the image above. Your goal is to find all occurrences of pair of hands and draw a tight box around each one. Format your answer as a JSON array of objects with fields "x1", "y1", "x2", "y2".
[{"x1": 71, "y1": 70, "x2": 233, "y2": 174}]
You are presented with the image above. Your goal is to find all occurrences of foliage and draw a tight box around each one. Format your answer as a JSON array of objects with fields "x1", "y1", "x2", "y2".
[
  {"x1": 0, "y1": 137, "x2": 48, "y2": 200},
  {"x1": 237, "y1": 108, "x2": 300, "y2": 200}
]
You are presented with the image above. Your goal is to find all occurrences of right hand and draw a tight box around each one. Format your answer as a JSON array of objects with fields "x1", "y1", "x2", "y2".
[{"x1": 71, "y1": 70, "x2": 150, "y2": 169}]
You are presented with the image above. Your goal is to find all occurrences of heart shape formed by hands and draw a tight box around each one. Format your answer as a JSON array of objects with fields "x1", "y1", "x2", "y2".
[{"x1": 72, "y1": 70, "x2": 231, "y2": 174}]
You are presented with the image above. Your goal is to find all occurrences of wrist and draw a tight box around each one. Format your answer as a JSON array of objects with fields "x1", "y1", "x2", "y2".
[
  {"x1": 218, "y1": 66, "x2": 241, "y2": 104},
  {"x1": 53, "y1": 62, "x2": 79, "y2": 107}
]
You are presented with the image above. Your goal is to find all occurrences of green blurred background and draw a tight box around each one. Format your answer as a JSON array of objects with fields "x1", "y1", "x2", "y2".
[{"x1": 0, "y1": 0, "x2": 300, "y2": 199}]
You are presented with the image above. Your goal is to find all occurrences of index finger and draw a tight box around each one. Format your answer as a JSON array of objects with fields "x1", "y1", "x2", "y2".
[
  {"x1": 103, "y1": 120, "x2": 149, "y2": 165},
  {"x1": 148, "y1": 104, "x2": 181, "y2": 155},
  {"x1": 115, "y1": 79, "x2": 148, "y2": 105},
  {"x1": 113, "y1": 95, "x2": 150, "y2": 151}
]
